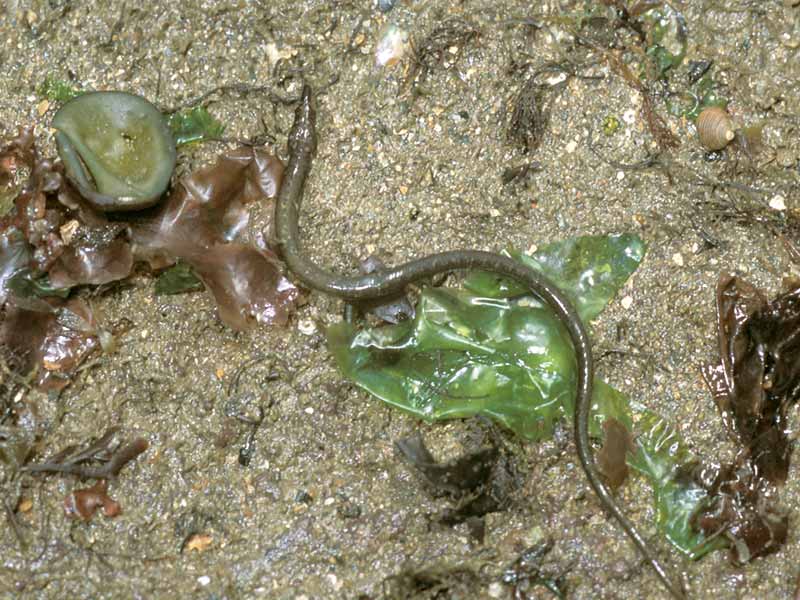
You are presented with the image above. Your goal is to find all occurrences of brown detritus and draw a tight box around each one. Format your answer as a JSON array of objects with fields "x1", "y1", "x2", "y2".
[
  {"x1": 597, "y1": 417, "x2": 635, "y2": 491},
  {"x1": 695, "y1": 274, "x2": 800, "y2": 563},
  {"x1": 64, "y1": 480, "x2": 121, "y2": 520},
  {"x1": 406, "y1": 18, "x2": 479, "y2": 90},
  {"x1": 690, "y1": 462, "x2": 788, "y2": 565},
  {"x1": 24, "y1": 433, "x2": 148, "y2": 480}
]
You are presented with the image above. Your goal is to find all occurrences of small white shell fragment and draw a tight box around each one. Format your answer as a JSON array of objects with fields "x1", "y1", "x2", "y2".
[
  {"x1": 488, "y1": 582, "x2": 504, "y2": 598},
  {"x1": 298, "y1": 319, "x2": 316, "y2": 335},
  {"x1": 622, "y1": 108, "x2": 637, "y2": 125},
  {"x1": 375, "y1": 24, "x2": 409, "y2": 67},
  {"x1": 621, "y1": 295, "x2": 633, "y2": 309},
  {"x1": 197, "y1": 576, "x2": 211, "y2": 586},
  {"x1": 565, "y1": 140, "x2": 578, "y2": 153},
  {"x1": 769, "y1": 195, "x2": 787, "y2": 211},
  {"x1": 672, "y1": 252, "x2": 684, "y2": 267}
]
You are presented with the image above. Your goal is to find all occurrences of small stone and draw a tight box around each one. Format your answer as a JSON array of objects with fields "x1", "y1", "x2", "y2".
[
  {"x1": 36, "y1": 100, "x2": 50, "y2": 116},
  {"x1": 621, "y1": 295, "x2": 633, "y2": 309},
  {"x1": 489, "y1": 208, "x2": 501, "y2": 218},
  {"x1": 616, "y1": 170, "x2": 625, "y2": 181},
  {"x1": 565, "y1": 140, "x2": 578, "y2": 153},
  {"x1": 488, "y1": 582, "x2": 505, "y2": 598},
  {"x1": 672, "y1": 253, "x2": 684, "y2": 267},
  {"x1": 298, "y1": 319, "x2": 316, "y2": 335},
  {"x1": 197, "y1": 575, "x2": 211, "y2": 586},
  {"x1": 769, "y1": 195, "x2": 787, "y2": 211}
]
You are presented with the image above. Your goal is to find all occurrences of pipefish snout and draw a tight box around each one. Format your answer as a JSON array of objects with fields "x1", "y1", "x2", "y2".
[{"x1": 274, "y1": 85, "x2": 686, "y2": 600}]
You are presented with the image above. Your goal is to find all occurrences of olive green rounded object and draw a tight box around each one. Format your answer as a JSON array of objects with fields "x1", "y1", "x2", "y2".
[{"x1": 53, "y1": 91, "x2": 176, "y2": 211}]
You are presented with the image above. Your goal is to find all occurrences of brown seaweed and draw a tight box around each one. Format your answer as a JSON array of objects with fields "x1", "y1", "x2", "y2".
[
  {"x1": 0, "y1": 297, "x2": 101, "y2": 391},
  {"x1": 597, "y1": 416, "x2": 635, "y2": 491},
  {"x1": 132, "y1": 147, "x2": 297, "y2": 329},
  {"x1": 695, "y1": 274, "x2": 800, "y2": 563},
  {"x1": 701, "y1": 275, "x2": 800, "y2": 484}
]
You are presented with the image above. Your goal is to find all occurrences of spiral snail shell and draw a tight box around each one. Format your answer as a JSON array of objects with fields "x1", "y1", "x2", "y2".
[{"x1": 696, "y1": 106, "x2": 735, "y2": 151}]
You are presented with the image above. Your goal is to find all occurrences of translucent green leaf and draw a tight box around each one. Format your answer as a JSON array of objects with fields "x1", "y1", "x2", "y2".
[
  {"x1": 154, "y1": 262, "x2": 203, "y2": 295},
  {"x1": 627, "y1": 410, "x2": 728, "y2": 559},
  {"x1": 328, "y1": 234, "x2": 645, "y2": 440},
  {"x1": 6, "y1": 268, "x2": 71, "y2": 299},
  {"x1": 167, "y1": 107, "x2": 226, "y2": 146},
  {"x1": 462, "y1": 234, "x2": 645, "y2": 321}
]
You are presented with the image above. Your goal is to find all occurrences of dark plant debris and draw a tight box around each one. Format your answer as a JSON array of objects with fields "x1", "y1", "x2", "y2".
[
  {"x1": 381, "y1": 564, "x2": 481, "y2": 600},
  {"x1": 406, "y1": 18, "x2": 479, "y2": 90},
  {"x1": 23, "y1": 428, "x2": 148, "y2": 480},
  {"x1": 502, "y1": 539, "x2": 566, "y2": 600},
  {"x1": 696, "y1": 274, "x2": 800, "y2": 564},
  {"x1": 395, "y1": 426, "x2": 517, "y2": 539}
]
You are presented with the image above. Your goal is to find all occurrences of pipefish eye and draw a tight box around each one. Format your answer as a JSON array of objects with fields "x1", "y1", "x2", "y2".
[{"x1": 52, "y1": 91, "x2": 176, "y2": 211}]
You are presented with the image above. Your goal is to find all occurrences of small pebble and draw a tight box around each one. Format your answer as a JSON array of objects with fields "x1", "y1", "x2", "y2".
[
  {"x1": 621, "y1": 295, "x2": 633, "y2": 309},
  {"x1": 672, "y1": 253, "x2": 684, "y2": 267},
  {"x1": 197, "y1": 576, "x2": 211, "y2": 586},
  {"x1": 488, "y1": 582, "x2": 505, "y2": 598},
  {"x1": 565, "y1": 140, "x2": 578, "y2": 153},
  {"x1": 298, "y1": 319, "x2": 316, "y2": 335},
  {"x1": 769, "y1": 195, "x2": 787, "y2": 211}
]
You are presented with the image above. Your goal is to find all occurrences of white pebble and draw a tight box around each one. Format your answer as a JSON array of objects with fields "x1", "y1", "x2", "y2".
[
  {"x1": 616, "y1": 170, "x2": 625, "y2": 181},
  {"x1": 672, "y1": 253, "x2": 684, "y2": 267},
  {"x1": 769, "y1": 195, "x2": 787, "y2": 211},
  {"x1": 488, "y1": 582, "x2": 505, "y2": 598},
  {"x1": 621, "y1": 295, "x2": 633, "y2": 309},
  {"x1": 565, "y1": 140, "x2": 578, "y2": 153},
  {"x1": 197, "y1": 576, "x2": 211, "y2": 586},
  {"x1": 298, "y1": 319, "x2": 316, "y2": 335}
]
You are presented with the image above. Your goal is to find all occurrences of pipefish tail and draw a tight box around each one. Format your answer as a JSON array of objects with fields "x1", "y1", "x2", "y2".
[{"x1": 274, "y1": 85, "x2": 685, "y2": 600}]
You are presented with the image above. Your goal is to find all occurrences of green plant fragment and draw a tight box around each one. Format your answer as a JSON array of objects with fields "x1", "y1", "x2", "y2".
[
  {"x1": 154, "y1": 262, "x2": 203, "y2": 295},
  {"x1": 167, "y1": 107, "x2": 225, "y2": 146},
  {"x1": 462, "y1": 234, "x2": 645, "y2": 322},
  {"x1": 6, "y1": 268, "x2": 71, "y2": 299},
  {"x1": 52, "y1": 91, "x2": 177, "y2": 211},
  {"x1": 37, "y1": 76, "x2": 82, "y2": 103},
  {"x1": 328, "y1": 234, "x2": 644, "y2": 439},
  {"x1": 627, "y1": 409, "x2": 728, "y2": 559},
  {"x1": 642, "y1": 6, "x2": 687, "y2": 79}
]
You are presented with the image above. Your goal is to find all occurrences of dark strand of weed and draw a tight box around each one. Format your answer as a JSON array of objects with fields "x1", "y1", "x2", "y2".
[
  {"x1": 24, "y1": 438, "x2": 148, "y2": 480},
  {"x1": 406, "y1": 18, "x2": 479, "y2": 90}
]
